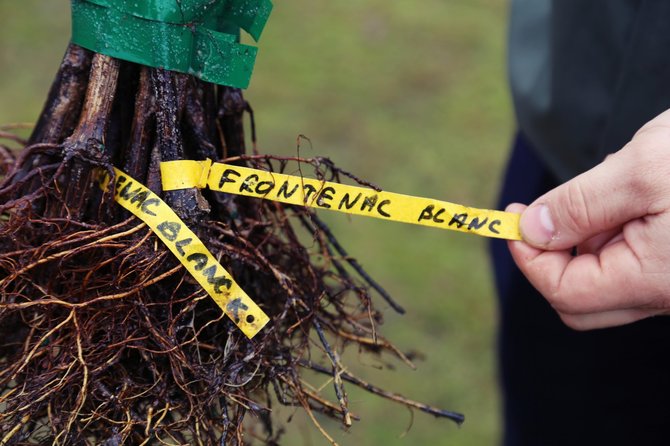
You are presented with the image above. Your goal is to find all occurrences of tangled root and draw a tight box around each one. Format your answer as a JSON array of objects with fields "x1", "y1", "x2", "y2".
[{"x1": 0, "y1": 45, "x2": 462, "y2": 445}]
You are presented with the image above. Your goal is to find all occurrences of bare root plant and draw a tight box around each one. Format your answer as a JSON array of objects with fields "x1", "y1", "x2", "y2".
[{"x1": 0, "y1": 45, "x2": 463, "y2": 445}]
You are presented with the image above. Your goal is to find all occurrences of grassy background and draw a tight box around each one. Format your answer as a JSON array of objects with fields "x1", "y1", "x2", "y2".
[{"x1": 0, "y1": 1, "x2": 513, "y2": 444}]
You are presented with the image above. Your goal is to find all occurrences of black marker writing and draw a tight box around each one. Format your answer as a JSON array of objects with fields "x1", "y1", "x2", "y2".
[
  {"x1": 157, "y1": 221, "x2": 181, "y2": 241},
  {"x1": 277, "y1": 181, "x2": 299, "y2": 199},
  {"x1": 218, "y1": 168, "x2": 241, "y2": 188},
  {"x1": 226, "y1": 297, "x2": 249, "y2": 323}
]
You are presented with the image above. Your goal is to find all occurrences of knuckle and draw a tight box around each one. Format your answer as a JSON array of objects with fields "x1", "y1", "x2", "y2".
[
  {"x1": 544, "y1": 283, "x2": 589, "y2": 316},
  {"x1": 628, "y1": 126, "x2": 670, "y2": 166},
  {"x1": 632, "y1": 120, "x2": 670, "y2": 142},
  {"x1": 620, "y1": 141, "x2": 670, "y2": 211},
  {"x1": 559, "y1": 181, "x2": 593, "y2": 234},
  {"x1": 543, "y1": 287, "x2": 573, "y2": 313},
  {"x1": 558, "y1": 312, "x2": 591, "y2": 331},
  {"x1": 547, "y1": 295, "x2": 575, "y2": 315}
]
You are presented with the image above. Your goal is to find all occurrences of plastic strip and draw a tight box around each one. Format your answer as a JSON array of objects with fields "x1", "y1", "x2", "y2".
[
  {"x1": 98, "y1": 166, "x2": 270, "y2": 338},
  {"x1": 160, "y1": 160, "x2": 523, "y2": 240}
]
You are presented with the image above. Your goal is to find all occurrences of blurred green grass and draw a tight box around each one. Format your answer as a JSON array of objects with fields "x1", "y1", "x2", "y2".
[{"x1": 0, "y1": 1, "x2": 513, "y2": 444}]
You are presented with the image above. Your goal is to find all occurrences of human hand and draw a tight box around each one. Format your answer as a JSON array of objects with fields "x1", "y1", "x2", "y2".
[{"x1": 507, "y1": 109, "x2": 670, "y2": 330}]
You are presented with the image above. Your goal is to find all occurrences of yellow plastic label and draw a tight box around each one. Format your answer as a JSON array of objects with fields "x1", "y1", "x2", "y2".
[
  {"x1": 160, "y1": 160, "x2": 522, "y2": 240},
  {"x1": 98, "y1": 167, "x2": 270, "y2": 339}
]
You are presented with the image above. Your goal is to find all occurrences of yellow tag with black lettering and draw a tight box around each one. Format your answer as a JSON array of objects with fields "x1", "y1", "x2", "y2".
[
  {"x1": 98, "y1": 167, "x2": 270, "y2": 339},
  {"x1": 160, "y1": 160, "x2": 522, "y2": 240}
]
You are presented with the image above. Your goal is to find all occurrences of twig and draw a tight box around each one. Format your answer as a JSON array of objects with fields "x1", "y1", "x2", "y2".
[
  {"x1": 300, "y1": 360, "x2": 465, "y2": 425},
  {"x1": 302, "y1": 212, "x2": 406, "y2": 314},
  {"x1": 313, "y1": 319, "x2": 352, "y2": 427}
]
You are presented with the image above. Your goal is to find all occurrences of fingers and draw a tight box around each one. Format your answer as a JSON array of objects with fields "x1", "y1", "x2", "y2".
[
  {"x1": 507, "y1": 230, "x2": 651, "y2": 317},
  {"x1": 557, "y1": 308, "x2": 657, "y2": 331},
  {"x1": 518, "y1": 144, "x2": 665, "y2": 250},
  {"x1": 503, "y1": 110, "x2": 670, "y2": 330},
  {"x1": 576, "y1": 227, "x2": 623, "y2": 255}
]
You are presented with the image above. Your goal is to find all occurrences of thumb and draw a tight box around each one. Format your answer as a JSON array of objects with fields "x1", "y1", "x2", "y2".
[{"x1": 519, "y1": 147, "x2": 657, "y2": 250}]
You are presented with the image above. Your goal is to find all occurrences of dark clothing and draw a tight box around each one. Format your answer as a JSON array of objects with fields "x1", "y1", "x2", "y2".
[
  {"x1": 500, "y1": 1, "x2": 670, "y2": 443},
  {"x1": 509, "y1": 0, "x2": 670, "y2": 181},
  {"x1": 492, "y1": 134, "x2": 670, "y2": 446}
]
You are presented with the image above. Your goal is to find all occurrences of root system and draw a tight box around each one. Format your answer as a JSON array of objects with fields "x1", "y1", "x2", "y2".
[{"x1": 0, "y1": 45, "x2": 463, "y2": 445}]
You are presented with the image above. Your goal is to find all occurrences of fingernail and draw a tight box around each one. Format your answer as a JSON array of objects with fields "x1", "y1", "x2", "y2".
[{"x1": 520, "y1": 204, "x2": 555, "y2": 246}]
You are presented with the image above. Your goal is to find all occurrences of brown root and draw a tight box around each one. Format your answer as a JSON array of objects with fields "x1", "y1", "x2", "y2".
[{"x1": 0, "y1": 44, "x2": 462, "y2": 445}]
